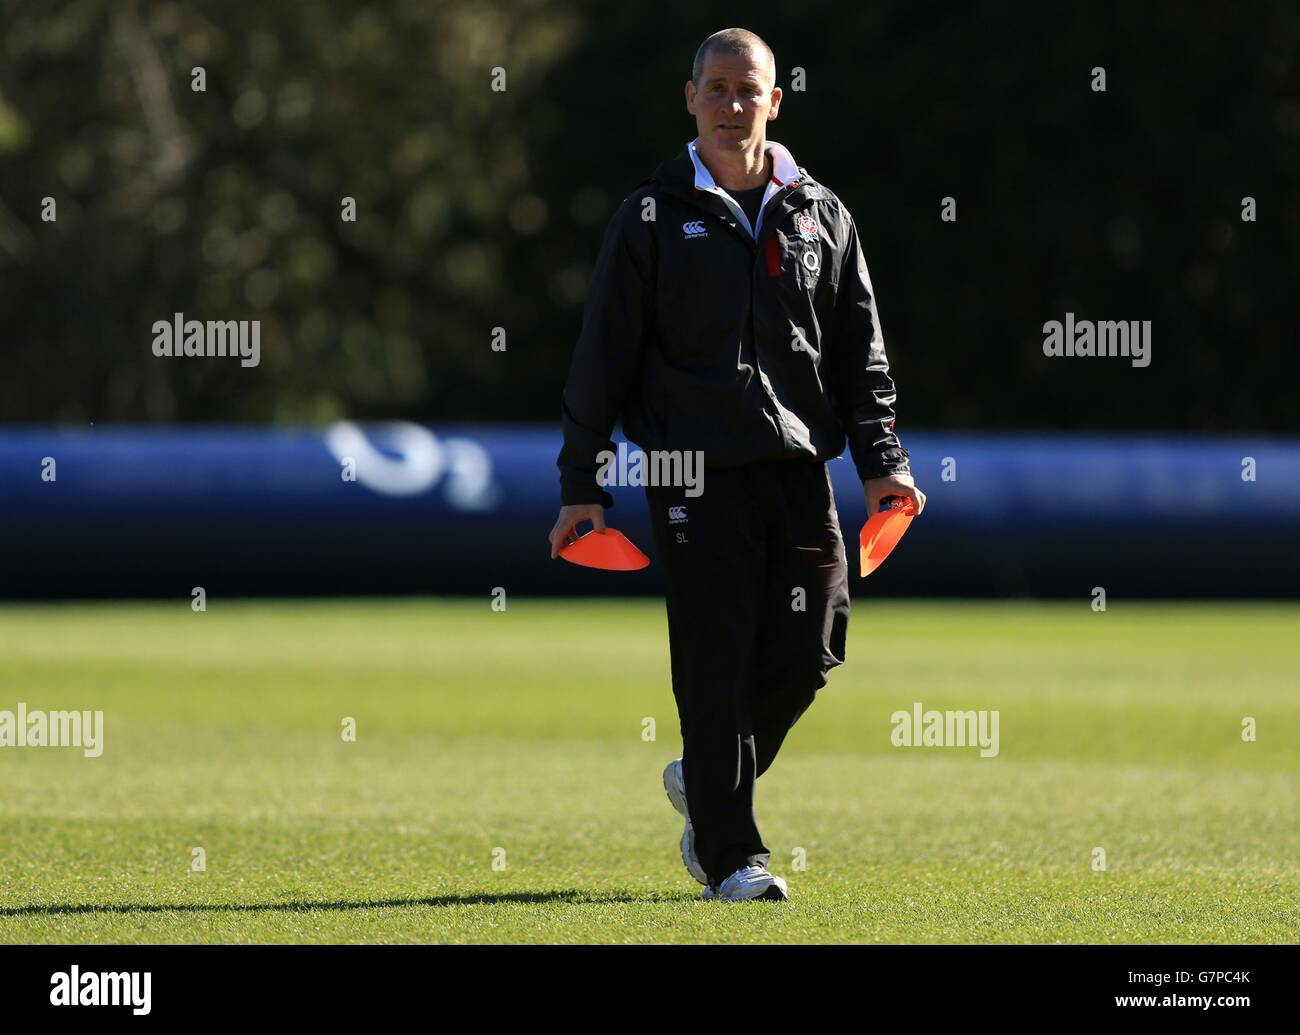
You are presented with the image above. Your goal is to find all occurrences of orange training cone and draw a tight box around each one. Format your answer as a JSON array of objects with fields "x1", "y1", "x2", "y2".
[
  {"x1": 859, "y1": 497, "x2": 917, "y2": 577},
  {"x1": 559, "y1": 527, "x2": 650, "y2": 571}
]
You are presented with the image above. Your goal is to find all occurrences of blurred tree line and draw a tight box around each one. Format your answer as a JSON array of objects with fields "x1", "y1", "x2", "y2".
[{"x1": 0, "y1": 0, "x2": 1296, "y2": 432}]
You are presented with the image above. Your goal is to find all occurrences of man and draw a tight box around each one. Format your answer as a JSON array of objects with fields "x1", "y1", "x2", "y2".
[{"x1": 548, "y1": 28, "x2": 925, "y2": 901}]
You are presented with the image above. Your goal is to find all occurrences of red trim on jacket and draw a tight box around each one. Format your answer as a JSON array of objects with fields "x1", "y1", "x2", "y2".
[{"x1": 764, "y1": 234, "x2": 781, "y2": 276}]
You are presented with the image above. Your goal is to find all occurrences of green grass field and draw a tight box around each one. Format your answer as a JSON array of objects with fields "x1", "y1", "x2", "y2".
[{"x1": 0, "y1": 598, "x2": 1296, "y2": 944}]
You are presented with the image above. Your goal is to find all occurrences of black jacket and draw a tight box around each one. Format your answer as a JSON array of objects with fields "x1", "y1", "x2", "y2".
[{"x1": 557, "y1": 140, "x2": 910, "y2": 508}]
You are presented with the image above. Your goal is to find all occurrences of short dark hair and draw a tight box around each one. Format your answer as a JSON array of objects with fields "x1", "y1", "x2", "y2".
[{"x1": 691, "y1": 28, "x2": 776, "y2": 88}]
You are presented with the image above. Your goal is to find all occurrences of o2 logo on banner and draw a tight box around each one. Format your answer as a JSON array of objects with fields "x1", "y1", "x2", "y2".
[{"x1": 323, "y1": 422, "x2": 500, "y2": 510}]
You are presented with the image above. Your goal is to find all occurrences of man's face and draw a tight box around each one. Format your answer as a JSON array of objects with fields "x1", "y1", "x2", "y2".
[{"x1": 685, "y1": 48, "x2": 781, "y2": 151}]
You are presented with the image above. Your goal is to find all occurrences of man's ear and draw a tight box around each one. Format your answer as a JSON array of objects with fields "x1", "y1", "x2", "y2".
[
  {"x1": 768, "y1": 85, "x2": 782, "y2": 119},
  {"x1": 684, "y1": 80, "x2": 696, "y2": 115}
]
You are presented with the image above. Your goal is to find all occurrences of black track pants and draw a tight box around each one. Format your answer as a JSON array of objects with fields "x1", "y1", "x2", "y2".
[{"x1": 645, "y1": 457, "x2": 851, "y2": 886}]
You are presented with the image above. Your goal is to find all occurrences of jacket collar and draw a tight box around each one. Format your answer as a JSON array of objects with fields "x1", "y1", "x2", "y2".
[
  {"x1": 652, "y1": 140, "x2": 799, "y2": 193},
  {"x1": 687, "y1": 137, "x2": 802, "y2": 192},
  {"x1": 662, "y1": 137, "x2": 804, "y2": 240}
]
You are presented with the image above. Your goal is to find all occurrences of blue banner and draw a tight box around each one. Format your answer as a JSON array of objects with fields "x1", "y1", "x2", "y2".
[{"x1": 1, "y1": 425, "x2": 1295, "y2": 597}]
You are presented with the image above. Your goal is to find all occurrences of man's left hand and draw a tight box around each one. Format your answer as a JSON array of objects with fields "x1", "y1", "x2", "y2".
[{"x1": 864, "y1": 472, "x2": 926, "y2": 516}]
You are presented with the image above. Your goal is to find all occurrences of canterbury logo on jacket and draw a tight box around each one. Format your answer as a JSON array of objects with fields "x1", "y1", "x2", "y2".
[{"x1": 557, "y1": 137, "x2": 911, "y2": 508}]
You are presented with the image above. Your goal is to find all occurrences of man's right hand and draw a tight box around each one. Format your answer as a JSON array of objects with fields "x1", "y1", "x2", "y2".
[{"x1": 549, "y1": 504, "x2": 606, "y2": 559}]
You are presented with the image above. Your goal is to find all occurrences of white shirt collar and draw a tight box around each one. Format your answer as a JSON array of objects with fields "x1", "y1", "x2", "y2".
[
  {"x1": 686, "y1": 138, "x2": 801, "y2": 240},
  {"x1": 688, "y1": 137, "x2": 801, "y2": 190}
]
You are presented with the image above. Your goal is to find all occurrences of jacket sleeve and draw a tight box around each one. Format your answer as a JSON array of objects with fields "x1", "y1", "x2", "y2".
[
  {"x1": 556, "y1": 192, "x2": 655, "y2": 509},
  {"x1": 829, "y1": 209, "x2": 911, "y2": 483}
]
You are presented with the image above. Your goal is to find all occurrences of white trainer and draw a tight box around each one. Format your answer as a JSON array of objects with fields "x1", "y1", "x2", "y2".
[
  {"x1": 699, "y1": 864, "x2": 789, "y2": 902},
  {"x1": 663, "y1": 758, "x2": 708, "y2": 885}
]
